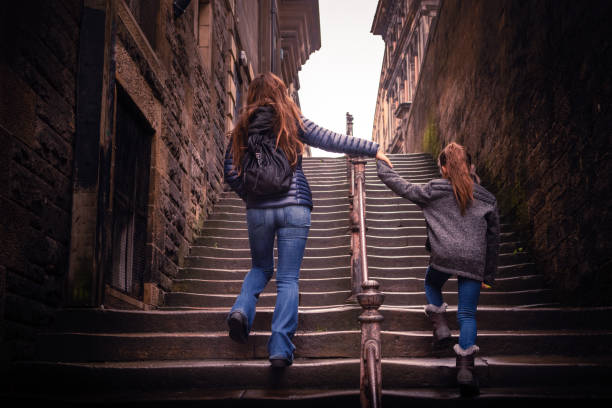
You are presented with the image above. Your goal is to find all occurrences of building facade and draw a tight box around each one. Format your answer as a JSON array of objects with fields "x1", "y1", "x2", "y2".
[
  {"x1": 0, "y1": 0, "x2": 319, "y2": 361},
  {"x1": 371, "y1": 0, "x2": 439, "y2": 153}
]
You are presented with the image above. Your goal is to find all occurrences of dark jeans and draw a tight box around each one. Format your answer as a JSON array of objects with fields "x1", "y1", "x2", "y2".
[
  {"x1": 424, "y1": 266, "x2": 481, "y2": 349},
  {"x1": 229, "y1": 205, "x2": 311, "y2": 361}
]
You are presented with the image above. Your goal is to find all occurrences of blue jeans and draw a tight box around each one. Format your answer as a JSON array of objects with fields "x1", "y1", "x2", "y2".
[
  {"x1": 229, "y1": 205, "x2": 311, "y2": 362},
  {"x1": 424, "y1": 266, "x2": 481, "y2": 349}
]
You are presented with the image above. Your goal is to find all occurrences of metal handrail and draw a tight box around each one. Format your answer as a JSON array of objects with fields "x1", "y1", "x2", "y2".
[
  {"x1": 344, "y1": 112, "x2": 384, "y2": 407},
  {"x1": 350, "y1": 157, "x2": 385, "y2": 408}
]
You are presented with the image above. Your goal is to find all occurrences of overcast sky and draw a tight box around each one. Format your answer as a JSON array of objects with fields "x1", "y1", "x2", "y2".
[{"x1": 298, "y1": 0, "x2": 385, "y2": 157}]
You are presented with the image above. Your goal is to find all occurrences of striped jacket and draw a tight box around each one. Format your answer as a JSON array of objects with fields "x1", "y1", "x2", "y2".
[{"x1": 224, "y1": 107, "x2": 379, "y2": 209}]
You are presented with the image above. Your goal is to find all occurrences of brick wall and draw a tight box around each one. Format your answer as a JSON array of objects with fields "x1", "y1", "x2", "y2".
[
  {"x1": 0, "y1": 0, "x2": 82, "y2": 360},
  {"x1": 404, "y1": 0, "x2": 612, "y2": 304}
]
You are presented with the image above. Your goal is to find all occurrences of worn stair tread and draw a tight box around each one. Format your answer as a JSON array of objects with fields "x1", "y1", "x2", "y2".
[
  {"x1": 57, "y1": 304, "x2": 612, "y2": 316},
  {"x1": 383, "y1": 386, "x2": 612, "y2": 399},
  {"x1": 44, "y1": 329, "x2": 612, "y2": 338},
  {"x1": 8, "y1": 387, "x2": 610, "y2": 405},
  {"x1": 19, "y1": 354, "x2": 612, "y2": 368}
]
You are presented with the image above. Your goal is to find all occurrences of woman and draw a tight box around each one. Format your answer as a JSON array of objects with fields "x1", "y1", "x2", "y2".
[
  {"x1": 224, "y1": 72, "x2": 392, "y2": 368},
  {"x1": 377, "y1": 142, "x2": 499, "y2": 395}
]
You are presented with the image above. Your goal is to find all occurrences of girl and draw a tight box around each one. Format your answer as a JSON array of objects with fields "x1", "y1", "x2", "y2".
[
  {"x1": 377, "y1": 142, "x2": 499, "y2": 395},
  {"x1": 224, "y1": 72, "x2": 392, "y2": 368}
]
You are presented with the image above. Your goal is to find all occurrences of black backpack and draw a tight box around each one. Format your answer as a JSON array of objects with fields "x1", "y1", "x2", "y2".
[{"x1": 242, "y1": 132, "x2": 293, "y2": 197}]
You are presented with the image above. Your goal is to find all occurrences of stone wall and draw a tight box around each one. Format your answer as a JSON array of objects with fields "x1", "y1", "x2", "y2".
[
  {"x1": 0, "y1": 0, "x2": 82, "y2": 360},
  {"x1": 404, "y1": 0, "x2": 612, "y2": 304},
  {"x1": 0, "y1": 0, "x2": 233, "y2": 361},
  {"x1": 138, "y1": 0, "x2": 229, "y2": 294}
]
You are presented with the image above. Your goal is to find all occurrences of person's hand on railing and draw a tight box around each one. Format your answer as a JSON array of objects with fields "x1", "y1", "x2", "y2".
[{"x1": 376, "y1": 148, "x2": 393, "y2": 168}]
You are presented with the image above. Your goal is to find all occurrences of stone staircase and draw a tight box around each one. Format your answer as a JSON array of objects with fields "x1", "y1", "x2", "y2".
[{"x1": 4, "y1": 153, "x2": 612, "y2": 405}]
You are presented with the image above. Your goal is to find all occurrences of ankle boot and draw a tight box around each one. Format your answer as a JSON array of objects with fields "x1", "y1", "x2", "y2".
[
  {"x1": 424, "y1": 303, "x2": 452, "y2": 344},
  {"x1": 454, "y1": 344, "x2": 480, "y2": 397}
]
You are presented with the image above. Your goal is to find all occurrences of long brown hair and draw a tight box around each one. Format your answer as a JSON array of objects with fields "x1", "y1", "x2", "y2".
[
  {"x1": 230, "y1": 72, "x2": 304, "y2": 175},
  {"x1": 438, "y1": 142, "x2": 474, "y2": 215}
]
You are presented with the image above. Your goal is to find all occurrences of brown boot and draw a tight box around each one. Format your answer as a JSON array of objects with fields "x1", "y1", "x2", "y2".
[
  {"x1": 454, "y1": 344, "x2": 480, "y2": 397},
  {"x1": 424, "y1": 303, "x2": 452, "y2": 347}
]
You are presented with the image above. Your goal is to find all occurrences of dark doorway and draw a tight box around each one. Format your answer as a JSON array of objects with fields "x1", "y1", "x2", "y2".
[{"x1": 109, "y1": 86, "x2": 153, "y2": 300}]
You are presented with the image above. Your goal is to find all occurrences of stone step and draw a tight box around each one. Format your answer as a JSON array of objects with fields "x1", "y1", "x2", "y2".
[
  {"x1": 199, "y1": 217, "x2": 432, "y2": 230},
  {"x1": 303, "y1": 162, "x2": 436, "y2": 171},
  {"x1": 10, "y1": 355, "x2": 612, "y2": 394},
  {"x1": 366, "y1": 189, "x2": 424, "y2": 198},
  {"x1": 374, "y1": 251, "x2": 533, "y2": 268},
  {"x1": 195, "y1": 234, "x2": 428, "y2": 250},
  {"x1": 48, "y1": 306, "x2": 612, "y2": 335},
  {"x1": 197, "y1": 226, "x2": 352, "y2": 238},
  {"x1": 177, "y1": 262, "x2": 536, "y2": 282},
  {"x1": 365, "y1": 254, "x2": 430, "y2": 268},
  {"x1": 366, "y1": 202, "x2": 421, "y2": 211},
  {"x1": 375, "y1": 274, "x2": 544, "y2": 292},
  {"x1": 184, "y1": 254, "x2": 351, "y2": 269},
  {"x1": 368, "y1": 243, "x2": 520, "y2": 257},
  {"x1": 212, "y1": 201, "x2": 350, "y2": 212},
  {"x1": 304, "y1": 189, "x2": 352, "y2": 199},
  {"x1": 304, "y1": 155, "x2": 432, "y2": 164},
  {"x1": 8, "y1": 386, "x2": 610, "y2": 406},
  {"x1": 214, "y1": 197, "x2": 433, "y2": 212},
  {"x1": 208, "y1": 210, "x2": 351, "y2": 222},
  {"x1": 172, "y1": 277, "x2": 353, "y2": 293},
  {"x1": 366, "y1": 210, "x2": 424, "y2": 219},
  {"x1": 37, "y1": 329, "x2": 612, "y2": 362},
  {"x1": 164, "y1": 288, "x2": 553, "y2": 308},
  {"x1": 193, "y1": 235, "x2": 350, "y2": 249},
  {"x1": 177, "y1": 266, "x2": 353, "y2": 280},
  {"x1": 188, "y1": 245, "x2": 353, "y2": 258},
  {"x1": 305, "y1": 183, "x2": 350, "y2": 191},
  {"x1": 365, "y1": 173, "x2": 438, "y2": 181},
  {"x1": 172, "y1": 274, "x2": 545, "y2": 295},
  {"x1": 312, "y1": 170, "x2": 404, "y2": 179},
  {"x1": 184, "y1": 251, "x2": 517, "y2": 270},
  {"x1": 367, "y1": 262, "x2": 537, "y2": 279},
  {"x1": 304, "y1": 170, "x2": 440, "y2": 184},
  {"x1": 363, "y1": 167, "x2": 438, "y2": 175},
  {"x1": 214, "y1": 197, "x2": 352, "y2": 208},
  {"x1": 365, "y1": 230, "x2": 518, "y2": 244},
  {"x1": 188, "y1": 244, "x2": 437, "y2": 258}
]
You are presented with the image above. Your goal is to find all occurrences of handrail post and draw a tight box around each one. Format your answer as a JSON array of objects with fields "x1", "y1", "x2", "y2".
[
  {"x1": 346, "y1": 113, "x2": 362, "y2": 302},
  {"x1": 352, "y1": 157, "x2": 384, "y2": 408}
]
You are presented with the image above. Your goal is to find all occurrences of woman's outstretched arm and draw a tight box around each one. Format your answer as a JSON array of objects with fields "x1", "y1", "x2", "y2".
[
  {"x1": 376, "y1": 160, "x2": 431, "y2": 206},
  {"x1": 299, "y1": 117, "x2": 393, "y2": 166},
  {"x1": 299, "y1": 117, "x2": 379, "y2": 157}
]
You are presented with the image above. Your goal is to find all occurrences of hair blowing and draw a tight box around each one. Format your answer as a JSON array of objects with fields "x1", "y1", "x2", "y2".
[
  {"x1": 230, "y1": 72, "x2": 304, "y2": 175},
  {"x1": 438, "y1": 142, "x2": 474, "y2": 215}
]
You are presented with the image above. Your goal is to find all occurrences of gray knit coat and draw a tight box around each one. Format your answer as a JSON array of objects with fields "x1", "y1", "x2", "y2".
[{"x1": 377, "y1": 161, "x2": 500, "y2": 284}]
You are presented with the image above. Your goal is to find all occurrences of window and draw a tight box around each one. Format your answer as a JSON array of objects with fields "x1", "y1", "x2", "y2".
[{"x1": 196, "y1": 0, "x2": 212, "y2": 71}]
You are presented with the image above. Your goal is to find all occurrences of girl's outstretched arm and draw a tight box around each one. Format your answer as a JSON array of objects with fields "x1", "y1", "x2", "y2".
[
  {"x1": 376, "y1": 149, "x2": 393, "y2": 167},
  {"x1": 376, "y1": 160, "x2": 431, "y2": 206}
]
